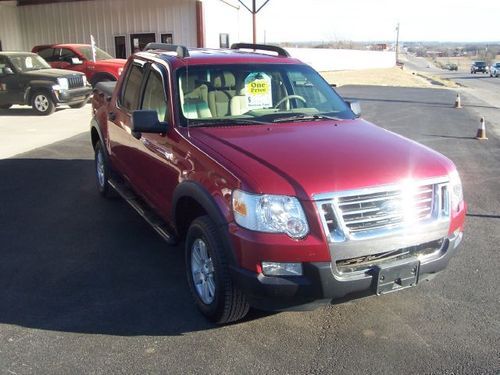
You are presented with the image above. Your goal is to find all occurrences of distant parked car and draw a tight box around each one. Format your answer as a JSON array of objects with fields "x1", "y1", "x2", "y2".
[
  {"x1": 470, "y1": 61, "x2": 487, "y2": 74},
  {"x1": 0, "y1": 52, "x2": 91, "y2": 115},
  {"x1": 489, "y1": 62, "x2": 500, "y2": 77},
  {"x1": 443, "y1": 63, "x2": 458, "y2": 71},
  {"x1": 32, "y1": 44, "x2": 126, "y2": 86}
]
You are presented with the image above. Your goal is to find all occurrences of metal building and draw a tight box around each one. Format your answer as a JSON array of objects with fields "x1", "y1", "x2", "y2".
[{"x1": 0, "y1": 0, "x2": 253, "y2": 56}]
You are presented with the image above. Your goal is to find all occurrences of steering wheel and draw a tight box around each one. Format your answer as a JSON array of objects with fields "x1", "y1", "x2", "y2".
[{"x1": 274, "y1": 95, "x2": 307, "y2": 109}]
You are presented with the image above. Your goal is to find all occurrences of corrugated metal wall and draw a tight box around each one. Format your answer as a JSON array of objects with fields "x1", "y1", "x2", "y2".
[
  {"x1": 17, "y1": 0, "x2": 198, "y2": 55},
  {"x1": 0, "y1": 2, "x2": 23, "y2": 51}
]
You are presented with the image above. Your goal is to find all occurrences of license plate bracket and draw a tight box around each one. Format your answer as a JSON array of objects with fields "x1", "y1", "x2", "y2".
[{"x1": 375, "y1": 260, "x2": 420, "y2": 295}]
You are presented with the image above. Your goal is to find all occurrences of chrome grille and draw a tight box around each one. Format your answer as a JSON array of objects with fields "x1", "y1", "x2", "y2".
[
  {"x1": 68, "y1": 75, "x2": 84, "y2": 89},
  {"x1": 338, "y1": 184, "x2": 434, "y2": 233},
  {"x1": 316, "y1": 179, "x2": 450, "y2": 240}
]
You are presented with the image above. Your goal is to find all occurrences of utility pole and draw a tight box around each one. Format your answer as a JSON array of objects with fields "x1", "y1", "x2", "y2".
[
  {"x1": 395, "y1": 22, "x2": 400, "y2": 63},
  {"x1": 238, "y1": 0, "x2": 271, "y2": 44}
]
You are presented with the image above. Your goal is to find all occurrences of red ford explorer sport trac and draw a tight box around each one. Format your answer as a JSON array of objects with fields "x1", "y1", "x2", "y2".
[{"x1": 90, "y1": 43, "x2": 466, "y2": 324}]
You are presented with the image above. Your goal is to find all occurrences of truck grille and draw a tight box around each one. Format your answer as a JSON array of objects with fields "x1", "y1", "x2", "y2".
[
  {"x1": 337, "y1": 184, "x2": 434, "y2": 233},
  {"x1": 68, "y1": 76, "x2": 84, "y2": 89},
  {"x1": 317, "y1": 179, "x2": 449, "y2": 239}
]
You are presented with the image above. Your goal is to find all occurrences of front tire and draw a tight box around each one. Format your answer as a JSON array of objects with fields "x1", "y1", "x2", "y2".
[
  {"x1": 186, "y1": 216, "x2": 250, "y2": 324},
  {"x1": 31, "y1": 91, "x2": 55, "y2": 115},
  {"x1": 94, "y1": 141, "x2": 113, "y2": 198}
]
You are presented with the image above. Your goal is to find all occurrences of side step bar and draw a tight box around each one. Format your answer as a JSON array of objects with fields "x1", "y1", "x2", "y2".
[{"x1": 108, "y1": 179, "x2": 177, "y2": 245}]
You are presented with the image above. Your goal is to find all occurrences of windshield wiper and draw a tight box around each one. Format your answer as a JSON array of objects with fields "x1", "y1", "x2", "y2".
[
  {"x1": 272, "y1": 114, "x2": 342, "y2": 123},
  {"x1": 188, "y1": 118, "x2": 268, "y2": 127}
]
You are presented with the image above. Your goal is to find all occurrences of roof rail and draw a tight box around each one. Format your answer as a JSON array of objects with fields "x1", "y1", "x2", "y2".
[
  {"x1": 143, "y1": 43, "x2": 190, "y2": 58},
  {"x1": 230, "y1": 43, "x2": 290, "y2": 57}
]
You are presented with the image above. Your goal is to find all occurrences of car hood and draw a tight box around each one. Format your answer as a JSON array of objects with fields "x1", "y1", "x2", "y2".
[
  {"x1": 188, "y1": 119, "x2": 454, "y2": 200},
  {"x1": 22, "y1": 68, "x2": 84, "y2": 79}
]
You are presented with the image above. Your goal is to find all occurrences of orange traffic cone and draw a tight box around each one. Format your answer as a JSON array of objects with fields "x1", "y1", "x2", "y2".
[
  {"x1": 454, "y1": 93, "x2": 462, "y2": 108},
  {"x1": 476, "y1": 117, "x2": 488, "y2": 140}
]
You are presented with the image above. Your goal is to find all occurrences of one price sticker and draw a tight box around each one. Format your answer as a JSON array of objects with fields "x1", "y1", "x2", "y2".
[{"x1": 244, "y1": 72, "x2": 272, "y2": 110}]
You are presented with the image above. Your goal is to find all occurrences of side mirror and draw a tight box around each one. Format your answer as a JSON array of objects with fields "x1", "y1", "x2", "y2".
[
  {"x1": 131, "y1": 110, "x2": 168, "y2": 139},
  {"x1": 348, "y1": 101, "x2": 361, "y2": 118}
]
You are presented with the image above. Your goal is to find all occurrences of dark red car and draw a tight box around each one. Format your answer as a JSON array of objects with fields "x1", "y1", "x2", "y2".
[
  {"x1": 32, "y1": 43, "x2": 126, "y2": 86},
  {"x1": 90, "y1": 43, "x2": 466, "y2": 324}
]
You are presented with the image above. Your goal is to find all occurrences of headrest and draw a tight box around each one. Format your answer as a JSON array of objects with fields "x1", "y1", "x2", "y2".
[{"x1": 213, "y1": 71, "x2": 235, "y2": 89}]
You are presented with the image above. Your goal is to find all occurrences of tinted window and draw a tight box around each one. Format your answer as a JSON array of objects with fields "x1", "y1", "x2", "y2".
[
  {"x1": 121, "y1": 64, "x2": 144, "y2": 111},
  {"x1": 142, "y1": 69, "x2": 168, "y2": 121},
  {"x1": 38, "y1": 48, "x2": 55, "y2": 61}
]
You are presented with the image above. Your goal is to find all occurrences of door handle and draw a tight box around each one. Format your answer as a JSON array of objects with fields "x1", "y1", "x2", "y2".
[{"x1": 109, "y1": 112, "x2": 116, "y2": 121}]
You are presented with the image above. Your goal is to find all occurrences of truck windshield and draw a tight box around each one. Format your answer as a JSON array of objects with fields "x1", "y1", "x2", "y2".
[
  {"x1": 9, "y1": 54, "x2": 51, "y2": 72},
  {"x1": 177, "y1": 64, "x2": 354, "y2": 127},
  {"x1": 78, "y1": 46, "x2": 113, "y2": 61}
]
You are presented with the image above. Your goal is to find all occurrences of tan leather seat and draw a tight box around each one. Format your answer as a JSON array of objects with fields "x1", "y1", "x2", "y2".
[
  {"x1": 208, "y1": 71, "x2": 236, "y2": 117},
  {"x1": 180, "y1": 73, "x2": 211, "y2": 119},
  {"x1": 230, "y1": 89, "x2": 248, "y2": 115}
]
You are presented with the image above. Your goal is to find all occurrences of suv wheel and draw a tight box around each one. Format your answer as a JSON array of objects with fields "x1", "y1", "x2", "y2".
[
  {"x1": 94, "y1": 140, "x2": 113, "y2": 197},
  {"x1": 32, "y1": 91, "x2": 55, "y2": 115},
  {"x1": 186, "y1": 216, "x2": 250, "y2": 324}
]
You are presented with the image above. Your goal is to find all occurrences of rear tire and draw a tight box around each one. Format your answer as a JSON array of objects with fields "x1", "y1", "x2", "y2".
[
  {"x1": 186, "y1": 216, "x2": 250, "y2": 324},
  {"x1": 31, "y1": 91, "x2": 55, "y2": 115},
  {"x1": 94, "y1": 140, "x2": 113, "y2": 198}
]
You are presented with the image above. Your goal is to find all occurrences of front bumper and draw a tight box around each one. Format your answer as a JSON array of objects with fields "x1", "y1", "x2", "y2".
[
  {"x1": 53, "y1": 86, "x2": 92, "y2": 104},
  {"x1": 231, "y1": 231, "x2": 463, "y2": 311}
]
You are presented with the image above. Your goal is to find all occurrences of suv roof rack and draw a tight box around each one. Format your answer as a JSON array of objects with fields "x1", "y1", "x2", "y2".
[
  {"x1": 230, "y1": 43, "x2": 290, "y2": 57},
  {"x1": 143, "y1": 43, "x2": 190, "y2": 58}
]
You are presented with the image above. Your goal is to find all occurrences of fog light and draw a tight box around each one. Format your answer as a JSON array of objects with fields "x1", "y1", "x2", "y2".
[{"x1": 262, "y1": 262, "x2": 303, "y2": 276}]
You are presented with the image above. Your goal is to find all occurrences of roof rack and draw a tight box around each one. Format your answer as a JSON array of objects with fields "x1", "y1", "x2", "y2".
[
  {"x1": 230, "y1": 43, "x2": 290, "y2": 57},
  {"x1": 143, "y1": 43, "x2": 190, "y2": 58}
]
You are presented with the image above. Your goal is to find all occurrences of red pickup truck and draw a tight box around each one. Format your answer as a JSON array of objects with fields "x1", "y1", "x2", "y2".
[
  {"x1": 90, "y1": 43, "x2": 466, "y2": 324},
  {"x1": 32, "y1": 44, "x2": 125, "y2": 86}
]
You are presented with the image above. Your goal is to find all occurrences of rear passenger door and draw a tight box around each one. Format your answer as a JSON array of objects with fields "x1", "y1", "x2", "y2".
[{"x1": 108, "y1": 59, "x2": 147, "y2": 186}]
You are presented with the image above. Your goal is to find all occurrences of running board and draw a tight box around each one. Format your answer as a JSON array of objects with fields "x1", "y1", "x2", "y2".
[{"x1": 108, "y1": 179, "x2": 177, "y2": 245}]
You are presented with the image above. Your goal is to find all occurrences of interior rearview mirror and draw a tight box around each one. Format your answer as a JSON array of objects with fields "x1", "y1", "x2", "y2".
[
  {"x1": 131, "y1": 110, "x2": 168, "y2": 139},
  {"x1": 348, "y1": 101, "x2": 361, "y2": 117}
]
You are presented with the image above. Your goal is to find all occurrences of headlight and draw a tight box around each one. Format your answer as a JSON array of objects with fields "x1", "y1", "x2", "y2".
[
  {"x1": 57, "y1": 78, "x2": 69, "y2": 90},
  {"x1": 118, "y1": 67, "x2": 124, "y2": 76},
  {"x1": 232, "y1": 189, "x2": 309, "y2": 239},
  {"x1": 449, "y1": 170, "x2": 463, "y2": 212},
  {"x1": 82, "y1": 75, "x2": 88, "y2": 86}
]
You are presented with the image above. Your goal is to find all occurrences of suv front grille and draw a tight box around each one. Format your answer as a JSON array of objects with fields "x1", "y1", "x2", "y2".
[
  {"x1": 337, "y1": 184, "x2": 434, "y2": 233},
  {"x1": 68, "y1": 76, "x2": 84, "y2": 89},
  {"x1": 316, "y1": 178, "x2": 450, "y2": 241}
]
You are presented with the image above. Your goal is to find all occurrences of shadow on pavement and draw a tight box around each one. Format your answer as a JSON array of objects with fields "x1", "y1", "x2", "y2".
[
  {"x1": 341, "y1": 96, "x2": 454, "y2": 108},
  {"x1": 466, "y1": 213, "x2": 500, "y2": 219},
  {"x1": 0, "y1": 157, "x2": 261, "y2": 336}
]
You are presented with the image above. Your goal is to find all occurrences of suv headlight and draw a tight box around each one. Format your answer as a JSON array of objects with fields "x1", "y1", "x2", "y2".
[
  {"x1": 449, "y1": 170, "x2": 463, "y2": 212},
  {"x1": 82, "y1": 75, "x2": 88, "y2": 86},
  {"x1": 232, "y1": 189, "x2": 309, "y2": 239},
  {"x1": 57, "y1": 77, "x2": 69, "y2": 90}
]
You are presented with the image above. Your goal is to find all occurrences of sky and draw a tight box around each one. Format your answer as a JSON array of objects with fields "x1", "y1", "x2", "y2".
[{"x1": 251, "y1": 0, "x2": 500, "y2": 43}]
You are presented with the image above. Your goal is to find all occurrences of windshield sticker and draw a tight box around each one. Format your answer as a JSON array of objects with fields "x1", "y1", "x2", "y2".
[
  {"x1": 25, "y1": 57, "x2": 33, "y2": 69},
  {"x1": 244, "y1": 72, "x2": 272, "y2": 110}
]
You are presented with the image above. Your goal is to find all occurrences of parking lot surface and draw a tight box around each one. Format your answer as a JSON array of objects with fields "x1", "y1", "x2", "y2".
[{"x1": 0, "y1": 86, "x2": 499, "y2": 374}]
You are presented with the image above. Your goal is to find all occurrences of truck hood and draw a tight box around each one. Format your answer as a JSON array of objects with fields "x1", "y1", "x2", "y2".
[
  {"x1": 23, "y1": 68, "x2": 84, "y2": 79},
  {"x1": 189, "y1": 119, "x2": 454, "y2": 200}
]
